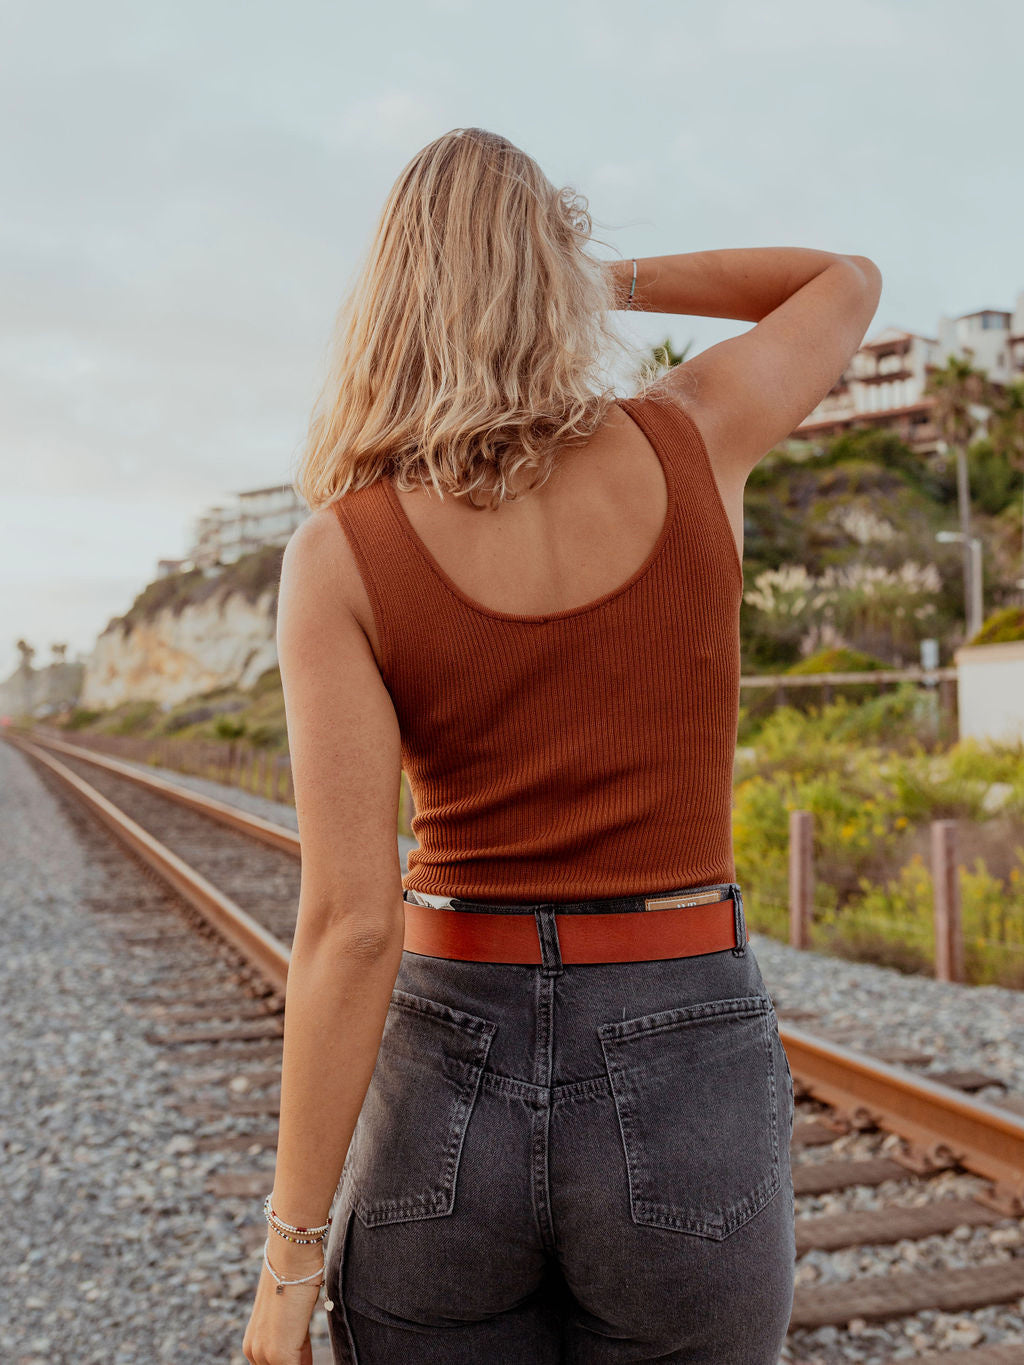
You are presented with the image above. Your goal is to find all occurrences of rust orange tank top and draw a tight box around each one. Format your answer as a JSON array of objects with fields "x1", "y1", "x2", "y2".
[{"x1": 331, "y1": 392, "x2": 743, "y2": 902}]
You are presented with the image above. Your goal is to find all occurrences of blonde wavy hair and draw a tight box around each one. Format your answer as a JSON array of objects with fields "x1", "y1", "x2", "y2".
[{"x1": 294, "y1": 127, "x2": 660, "y2": 511}]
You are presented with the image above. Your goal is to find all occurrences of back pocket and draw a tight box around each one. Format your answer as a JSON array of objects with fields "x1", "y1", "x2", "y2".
[
  {"x1": 342, "y1": 988, "x2": 496, "y2": 1227},
  {"x1": 598, "y1": 994, "x2": 781, "y2": 1240}
]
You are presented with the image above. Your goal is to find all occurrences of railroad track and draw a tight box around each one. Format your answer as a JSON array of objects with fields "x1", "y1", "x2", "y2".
[{"x1": 7, "y1": 728, "x2": 1024, "y2": 1363}]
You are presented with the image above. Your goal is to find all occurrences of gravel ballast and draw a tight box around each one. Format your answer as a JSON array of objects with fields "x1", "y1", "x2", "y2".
[
  {"x1": 0, "y1": 742, "x2": 300, "y2": 1365},
  {"x1": 3, "y1": 737, "x2": 1023, "y2": 1363}
]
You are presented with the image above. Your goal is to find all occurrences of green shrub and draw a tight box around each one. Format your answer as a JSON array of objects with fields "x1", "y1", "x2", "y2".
[
  {"x1": 968, "y1": 438, "x2": 1021, "y2": 515},
  {"x1": 968, "y1": 606, "x2": 1024, "y2": 645},
  {"x1": 247, "y1": 722, "x2": 283, "y2": 749},
  {"x1": 946, "y1": 736, "x2": 1024, "y2": 785},
  {"x1": 960, "y1": 854, "x2": 1024, "y2": 984},
  {"x1": 815, "y1": 921, "x2": 933, "y2": 975},
  {"x1": 888, "y1": 752, "x2": 991, "y2": 821},
  {"x1": 214, "y1": 715, "x2": 247, "y2": 741},
  {"x1": 732, "y1": 690, "x2": 1019, "y2": 933},
  {"x1": 250, "y1": 666, "x2": 282, "y2": 698},
  {"x1": 63, "y1": 707, "x2": 104, "y2": 731},
  {"x1": 815, "y1": 857, "x2": 934, "y2": 974},
  {"x1": 827, "y1": 684, "x2": 941, "y2": 751},
  {"x1": 108, "y1": 700, "x2": 161, "y2": 736},
  {"x1": 163, "y1": 704, "x2": 219, "y2": 734},
  {"x1": 786, "y1": 646, "x2": 887, "y2": 674}
]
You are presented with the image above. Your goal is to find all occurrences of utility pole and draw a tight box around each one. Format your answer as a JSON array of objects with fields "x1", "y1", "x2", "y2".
[{"x1": 937, "y1": 531, "x2": 984, "y2": 639}]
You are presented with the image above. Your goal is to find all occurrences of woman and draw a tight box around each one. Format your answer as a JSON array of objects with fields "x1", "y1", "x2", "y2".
[{"x1": 242, "y1": 127, "x2": 881, "y2": 1365}]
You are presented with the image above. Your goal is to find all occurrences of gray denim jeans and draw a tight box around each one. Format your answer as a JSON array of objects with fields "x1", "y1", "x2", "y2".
[{"x1": 324, "y1": 882, "x2": 796, "y2": 1363}]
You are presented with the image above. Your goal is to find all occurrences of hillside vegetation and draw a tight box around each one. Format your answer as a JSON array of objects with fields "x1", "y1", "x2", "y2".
[{"x1": 103, "y1": 545, "x2": 285, "y2": 639}]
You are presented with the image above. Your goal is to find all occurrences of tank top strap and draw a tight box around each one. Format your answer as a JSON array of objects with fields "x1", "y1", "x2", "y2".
[
  {"x1": 330, "y1": 479, "x2": 447, "y2": 680},
  {"x1": 619, "y1": 389, "x2": 743, "y2": 588},
  {"x1": 618, "y1": 389, "x2": 705, "y2": 496}
]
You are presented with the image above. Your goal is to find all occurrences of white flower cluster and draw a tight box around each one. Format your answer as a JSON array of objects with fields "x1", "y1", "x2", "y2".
[
  {"x1": 831, "y1": 504, "x2": 898, "y2": 545},
  {"x1": 744, "y1": 561, "x2": 941, "y2": 619}
]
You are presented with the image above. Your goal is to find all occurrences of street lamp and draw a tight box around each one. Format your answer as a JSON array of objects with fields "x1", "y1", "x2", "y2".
[{"x1": 937, "y1": 530, "x2": 984, "y2": 639}]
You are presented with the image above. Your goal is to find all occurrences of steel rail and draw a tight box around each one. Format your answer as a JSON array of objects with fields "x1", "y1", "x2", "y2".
[
  {"x1": 8, "y1": 728, "x2": 1024, "y2": 1214},
  {"x1": 13, "y1": 729, "x2": 301, "y2": 855},
  {"x1": 781, "y1": 1023, "x2": 1024, "y2": 1215},
  {"x1": 7, "y1": 734, "x2": 289, "y2": 992}
]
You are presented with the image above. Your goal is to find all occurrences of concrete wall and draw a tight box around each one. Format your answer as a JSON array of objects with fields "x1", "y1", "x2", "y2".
[{"x1": 954, "y1": 640, "x2": 1024, "y2": 743}]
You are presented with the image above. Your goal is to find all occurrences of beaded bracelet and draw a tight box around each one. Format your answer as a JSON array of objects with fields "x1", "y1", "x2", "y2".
[{"x1": 264, "y1": 1192, "x2": 332, "y2": 1243}]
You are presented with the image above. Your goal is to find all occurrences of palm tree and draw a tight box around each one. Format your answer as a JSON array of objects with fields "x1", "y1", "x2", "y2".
[
  {"x1": 642, "y1": 336, "x2": 694, "y2": 383},
  {"x1": 15, "y1": 638, "x2": 35, "y2": 718},
  {"x1": 988, "y1": 378, "x2": 1024, "y2": 592},
  {"x1": 925, "y1": 355, "x2": 996, "y2": 634}
]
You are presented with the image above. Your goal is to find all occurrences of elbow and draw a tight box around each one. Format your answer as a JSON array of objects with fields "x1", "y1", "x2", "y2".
[
  {"x1": 842, "y1": 254, "x2": 883, "y2": 300},
  {"x1": 336, "y1": 921, "x2": 406, "y2": 961},
  {"x1": 296, "y1": 897, "x2": 406, "y2": 959}
]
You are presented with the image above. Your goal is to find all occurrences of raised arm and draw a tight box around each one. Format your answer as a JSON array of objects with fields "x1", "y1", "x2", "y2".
[{"x1": 609, "y1": 248, "x2": 883, "y2": 479}]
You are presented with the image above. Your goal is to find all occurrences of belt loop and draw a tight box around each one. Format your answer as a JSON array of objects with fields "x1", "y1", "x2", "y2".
[
  {"x1": 534, "y1": 906, "x2": 563, "y2": 977},
  {"x1": 730, "y1": 884, "x2": 747, "y2": 957}
]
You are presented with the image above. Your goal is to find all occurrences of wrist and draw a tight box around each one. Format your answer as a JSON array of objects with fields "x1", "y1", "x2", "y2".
[
  {"x1": 606, "y1": 258, "x2": 638, "y2": 310},
  {"x1": 265, "y1": 1228, "x2": 327, "y2": 1271}
]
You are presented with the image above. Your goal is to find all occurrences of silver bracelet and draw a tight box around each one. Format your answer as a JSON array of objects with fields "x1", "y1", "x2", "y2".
[
  {"x1": 629, "y1": 258, "x2": 637, "y2": 301},
  {"x1": 263, "y1": 1238, "x2": 334, "y2": 1310}
]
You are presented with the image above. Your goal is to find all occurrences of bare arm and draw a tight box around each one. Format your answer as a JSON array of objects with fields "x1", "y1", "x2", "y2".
[
  {"x1": 243, "y1": 508, "x2": 407, "y2": 1363},
  {"x1": 608, "y1": 248, "x2": 883, "y2": 477},
  {"x1": 607, "y1": 247, "x2": 868, "y2": 322}
]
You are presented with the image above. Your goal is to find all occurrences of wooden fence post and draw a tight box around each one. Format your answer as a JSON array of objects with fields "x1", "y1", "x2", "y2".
[
  {"x1": 931, "y1": 819, "x2": 964, "y2": 983},
  {"x1": 789, "y1": 809, "x2": 814, "y2": 949},
  {"x1": 938, "y1": 676, "x2": 958, "y2": 742}
]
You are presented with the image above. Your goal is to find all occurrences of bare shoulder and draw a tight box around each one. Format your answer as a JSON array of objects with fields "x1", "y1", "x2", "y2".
[
  {"x1": 278, "y1": 504, "x2": 362, "y2": 623},
  {"x1": 653, "y1": 255, "x2": 882, "y2": 481}
]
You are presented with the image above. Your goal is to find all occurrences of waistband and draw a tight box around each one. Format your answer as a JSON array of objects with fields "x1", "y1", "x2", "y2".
[
  {"x1": 403, "y1": 880, "x2": 741, "y2": 913},
  {"x1": 400, "y1": 881, "x2": 748, "y2": 968}
]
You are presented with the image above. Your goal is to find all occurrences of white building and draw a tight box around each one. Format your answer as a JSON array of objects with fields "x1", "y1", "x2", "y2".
[
  {"x1": 156, "y1": 558, "x2": 188, "y2": 579},
  {"x1": 955, "y1": 640, "x2": 1024, "y2": 744},
  {"x1": 188, "y1": 484, "x2": 309, "y2": 570},
  {"x1": 792, "y1": 291, "x2": 1024, "y2": 453},
  {"x1": 236, "y1": 484, "x2": 309, "y2": 553}
]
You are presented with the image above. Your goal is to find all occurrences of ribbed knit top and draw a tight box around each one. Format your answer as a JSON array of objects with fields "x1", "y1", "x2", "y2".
[{"x1": 331, "y1": 393, "x2": 744, "y2": 903}]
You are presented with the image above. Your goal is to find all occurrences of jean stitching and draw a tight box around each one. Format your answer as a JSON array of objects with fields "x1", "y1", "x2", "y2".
[
  {"x1": 352, "y1": 1001, "x2": 495, "y2": 1226},
  {"x1": 600, "y1": 1001, "x2": 781, "y2": 1239}
]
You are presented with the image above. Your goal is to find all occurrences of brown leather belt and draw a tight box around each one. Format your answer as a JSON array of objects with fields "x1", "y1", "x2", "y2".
[{"x1": 401, "y1": 882, "x2": 748, "y2": 964}]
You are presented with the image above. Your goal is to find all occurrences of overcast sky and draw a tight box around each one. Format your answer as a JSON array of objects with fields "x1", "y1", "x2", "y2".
[{"x1": 2, "y1": 0, "x2": 1022, "y2": 682}]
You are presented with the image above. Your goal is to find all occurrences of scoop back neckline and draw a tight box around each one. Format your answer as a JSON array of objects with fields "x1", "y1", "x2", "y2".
[{"x1": 380, "y1": 398, "x2": 678, "y2": 624}]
